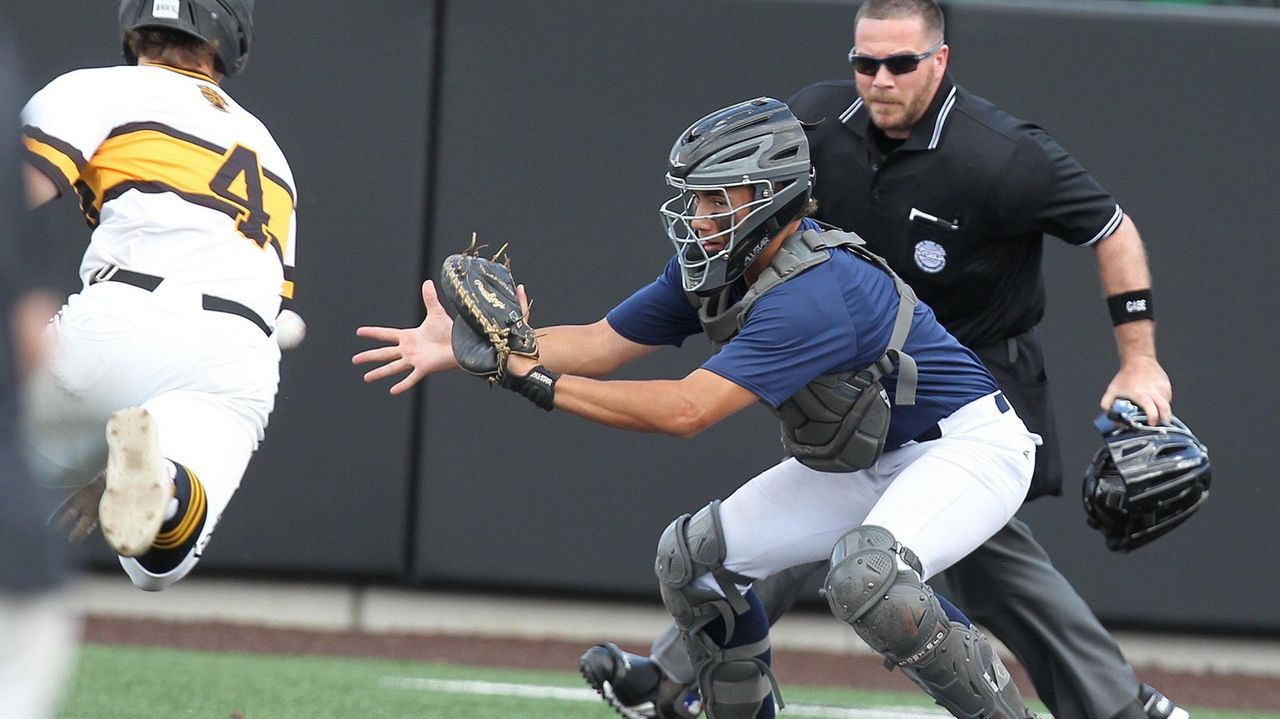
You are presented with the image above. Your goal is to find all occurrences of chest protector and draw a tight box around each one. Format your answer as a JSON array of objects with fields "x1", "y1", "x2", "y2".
[{"x1": 692, "y1": 228, "x2": 918, "y2": 472}]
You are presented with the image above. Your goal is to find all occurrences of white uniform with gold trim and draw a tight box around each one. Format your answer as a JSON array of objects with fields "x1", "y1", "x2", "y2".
[{"x1": 20, "y1": 62, "x2": 297, "y2": 590}]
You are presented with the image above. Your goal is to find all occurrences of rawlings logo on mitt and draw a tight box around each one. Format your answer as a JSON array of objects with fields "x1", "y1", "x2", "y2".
[{"x1": 440, "y1": 235, "x2": 539, "y2": 382}]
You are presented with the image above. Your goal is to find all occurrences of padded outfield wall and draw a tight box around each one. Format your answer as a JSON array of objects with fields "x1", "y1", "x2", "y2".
[{"x1": 6, "y1": 1, "x2": 1277, "y2": 633}]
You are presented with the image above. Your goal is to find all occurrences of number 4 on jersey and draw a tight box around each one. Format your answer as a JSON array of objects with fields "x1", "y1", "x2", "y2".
[{"x1": 210, "y1": 144, "x2": 276, "y2": 249}]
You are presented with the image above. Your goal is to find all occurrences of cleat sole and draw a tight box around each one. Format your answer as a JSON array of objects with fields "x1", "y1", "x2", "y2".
[{"x1": 99, "y1": 407, "x2": 169, "y2": 557}]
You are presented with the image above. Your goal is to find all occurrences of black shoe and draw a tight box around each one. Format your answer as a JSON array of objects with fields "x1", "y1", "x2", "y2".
[
  {"x1": 1140, "y1": 684, "x2": 1190, "y2": 719},
  {"x1": 580, "y1": 643, "x2": 662, "y2": 719}
]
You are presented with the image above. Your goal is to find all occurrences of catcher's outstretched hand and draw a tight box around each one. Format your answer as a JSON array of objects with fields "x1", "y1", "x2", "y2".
[{"x1": 354, "y1": 279, "x2": 456, "y2": 394}]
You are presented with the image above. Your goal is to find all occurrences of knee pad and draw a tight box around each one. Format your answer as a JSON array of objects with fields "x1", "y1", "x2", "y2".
[
  {"x1": 655, "y1": 500, "x2": 752, "y2": 632},
  {"x1": 824, "y1": 526, "x2": 940, "y2": 661},
  {"x1": 824, "y1": 526, "x2": 1030, "y2": 718},
  {"x1": 655, "y1": 501, "x2": 781, "y2": 718}
]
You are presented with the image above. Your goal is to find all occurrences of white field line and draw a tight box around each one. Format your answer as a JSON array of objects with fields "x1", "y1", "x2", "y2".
[{"x1": 379, "y1": 676, "x2": 948, "y2": 718}]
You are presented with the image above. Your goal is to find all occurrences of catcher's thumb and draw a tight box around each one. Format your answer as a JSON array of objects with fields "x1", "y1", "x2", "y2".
[
  {"x1": 516, "y1": 283, "x2": 532, "y2": 319},
  {"x1": 422, "y1": 279, "x2": 444, "y2": 312}
]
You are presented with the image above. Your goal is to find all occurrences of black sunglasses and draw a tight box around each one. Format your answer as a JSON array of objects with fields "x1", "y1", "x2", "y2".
[{"x1": 847, "y1": 39, "x2": 944, "y2": 76}]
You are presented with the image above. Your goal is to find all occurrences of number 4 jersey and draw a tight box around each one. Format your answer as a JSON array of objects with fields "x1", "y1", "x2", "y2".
[{"x1": 21, "y1": 62, "x2": 297, "y2": 327}]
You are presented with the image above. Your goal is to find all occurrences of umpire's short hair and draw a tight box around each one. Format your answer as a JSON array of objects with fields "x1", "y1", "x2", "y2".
[{"x1": 854, "y1": 0, "x2": 946, "y2": 43}]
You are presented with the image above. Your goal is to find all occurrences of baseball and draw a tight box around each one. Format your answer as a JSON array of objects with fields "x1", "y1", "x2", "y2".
[{"x1": 275, "y1": 309, "x2": 306, "y2": 350}]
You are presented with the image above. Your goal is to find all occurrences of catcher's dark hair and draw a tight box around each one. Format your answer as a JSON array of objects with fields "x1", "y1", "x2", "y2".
[
  {"x1": 855, "y1": 0, "x2": 946, "y2": 44},
  {"x1": 125, "y1": 27, "x2": 220, "y2": 73}
]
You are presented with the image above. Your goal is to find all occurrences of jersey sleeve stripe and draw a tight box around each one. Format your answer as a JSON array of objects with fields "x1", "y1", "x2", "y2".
[
  {"x1": 22, "y1": 127, "x2": 86, "y2": 190},
  {"x1": 22, "y1": 125, "x2": 88, "y2": 170},
  {"x1": 23, "y1": 147, "x2": 76, "y2": 196},
  {"x1": 1081, "y1": 204, "x2": 1124, "y2": 247}
]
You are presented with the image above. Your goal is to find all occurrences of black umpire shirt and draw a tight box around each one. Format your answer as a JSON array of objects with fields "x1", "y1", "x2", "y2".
[{"x1": 788, "y1": 74, "x2": 1123, "y2": 349}]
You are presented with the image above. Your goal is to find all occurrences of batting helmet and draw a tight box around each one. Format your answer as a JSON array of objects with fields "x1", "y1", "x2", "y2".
[
  {"x1": 1082, "y1": 399, "x2": 1211, "y2": 552},
  {"x1": 119, "y1": 0, "x2": 256, "y2": 77},
  {"x1": 660, "y1": 97, "x2": 813, "y2": 296}
]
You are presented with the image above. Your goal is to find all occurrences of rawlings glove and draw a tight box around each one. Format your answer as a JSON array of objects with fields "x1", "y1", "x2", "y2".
[
  {"x1": 438, "y1": 235, "x2": 548, "y2": 369},
  {"x1": 439, "y1": 238, "x2": 558, "y2": 410}
]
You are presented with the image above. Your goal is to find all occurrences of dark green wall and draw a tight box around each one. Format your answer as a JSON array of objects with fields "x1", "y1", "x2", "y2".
[{"x1": 7, "y1": 1, "x2": 1277, "y2": 632}]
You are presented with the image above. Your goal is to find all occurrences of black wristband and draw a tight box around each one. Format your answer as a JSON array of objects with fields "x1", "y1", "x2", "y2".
[
  {"x1": 499, "y1": 364, "x2": 559, "y2": 411},
  {"x1": 1107, "y1": 289, "x2": 1153, "y2": 326}
]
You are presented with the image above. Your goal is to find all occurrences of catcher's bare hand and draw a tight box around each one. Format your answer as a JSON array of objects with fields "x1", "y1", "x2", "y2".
[
  {"x1": 1100, "y1": 355, "x2": 1172, "y2": 426},
  {"x1": 353, "y1": 280, "x2": 456, "y2": 395}
]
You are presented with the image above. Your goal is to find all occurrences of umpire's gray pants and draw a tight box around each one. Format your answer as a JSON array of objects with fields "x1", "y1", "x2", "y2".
[{"x1": 651, "y1": 517, "x2": 1144, "y2": 719}]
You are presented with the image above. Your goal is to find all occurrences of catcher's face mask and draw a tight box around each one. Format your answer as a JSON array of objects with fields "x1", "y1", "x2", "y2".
[{"x1": 660, "y1": 179, "x2": 774, "y2": 294}]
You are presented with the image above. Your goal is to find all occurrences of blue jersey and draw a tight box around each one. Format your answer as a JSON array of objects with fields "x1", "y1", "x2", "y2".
[{"x1": 606, "y1": 222, "x2": 998, "y2": 449}]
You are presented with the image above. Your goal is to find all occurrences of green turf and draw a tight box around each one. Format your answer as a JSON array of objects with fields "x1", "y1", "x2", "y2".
[{"x1": 57, "y1": 643, "x2": 1280, "y2": 719}]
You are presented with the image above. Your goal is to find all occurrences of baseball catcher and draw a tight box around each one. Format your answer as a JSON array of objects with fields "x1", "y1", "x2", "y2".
[
  {"x1": 356, "y1": 96, "x2": 1042, "y2": 719},
  {"x1": 1083, "y1": 399, "x2": 1211, "y2": 552}
]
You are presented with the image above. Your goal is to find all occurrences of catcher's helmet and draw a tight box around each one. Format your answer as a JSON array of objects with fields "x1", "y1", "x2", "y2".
[
  {"x1": 119, "y1": 0, "x2": 256, "y2": 77},
  {"x1": 660, "y1": 97, "x2": 813, "y2": 296},
  {"x1": 1082, "y1": 399, "x2": 1211, "y2": 552}
]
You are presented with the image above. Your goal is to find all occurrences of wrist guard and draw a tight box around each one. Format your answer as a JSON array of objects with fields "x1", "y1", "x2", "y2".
[
  {"x1": 499, "y1": 365, "x2": 559, "y2": 411},
  {"x1": 1107, "y1": 289, "x2": 1153, "y2": 326}
]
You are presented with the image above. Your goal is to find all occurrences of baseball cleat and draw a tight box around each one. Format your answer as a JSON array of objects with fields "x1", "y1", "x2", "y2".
[
  {"x1": 99, "y1": 407, "x2": 170, "y2": 557},
  {"x1": 580, "y1": 643, "x2": 703, "y2": 719},
  {"x1": 1140, "y1": 684, "x2": 1190, "y2": 719},
  {"x1": 580, "y1": 643, "x2": 661, "y2": 719}
]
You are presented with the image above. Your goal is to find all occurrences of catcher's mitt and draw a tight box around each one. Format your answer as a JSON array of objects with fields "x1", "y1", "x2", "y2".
[{"x1": 439, "y1": 237, "x2": 538, "y2": 382}]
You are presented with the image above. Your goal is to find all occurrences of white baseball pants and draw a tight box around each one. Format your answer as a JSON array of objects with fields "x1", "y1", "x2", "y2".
[
  {"x1": 22, "y1": 281, "x2": 279, "y2": 588},
  {"x1": 697, "y1": 391, "x2": 1039, "y2": 592}
]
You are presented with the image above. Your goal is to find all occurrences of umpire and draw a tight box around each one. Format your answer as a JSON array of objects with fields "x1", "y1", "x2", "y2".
[
  {"x1": 582, "y1": 1, "x2": 1183, "y2": 718},
  {"x1": 777, "y1": 0, "x2": 1177, "y2": 717}
]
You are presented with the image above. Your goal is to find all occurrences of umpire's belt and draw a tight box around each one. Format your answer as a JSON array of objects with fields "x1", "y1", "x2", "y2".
[
  {"x1": 912, "y1": 391, "x2": 1011, "y2": 443},
  {"x1": 89, "y1": 265, "x2": 271, "y2": 337}
]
